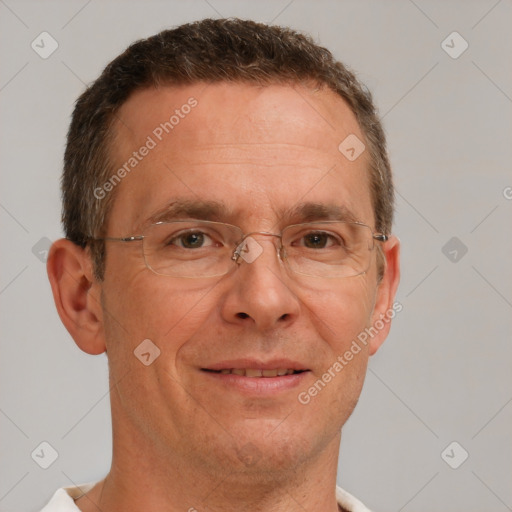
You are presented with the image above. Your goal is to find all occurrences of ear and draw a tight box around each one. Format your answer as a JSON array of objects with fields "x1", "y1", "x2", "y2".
[
  {"x1": 47, "y1": 238, "x2": 106, "y2": 355},
  {"x1": 368, "y1": 235, "x2": 401, "y2": 356}
]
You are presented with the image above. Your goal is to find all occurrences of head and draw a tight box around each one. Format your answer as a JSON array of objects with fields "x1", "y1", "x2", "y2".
[{"x1": 48, "y1": 18, "x2": 399, "y2": 482}]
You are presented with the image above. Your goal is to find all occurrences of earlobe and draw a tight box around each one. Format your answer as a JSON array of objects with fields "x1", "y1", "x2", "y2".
[
  {"x1": 368, "y1": 235, "x2": 401, "y2": 356},
  {"x1": 47, "y1": 238, "x2": 106, "y2": 355}
]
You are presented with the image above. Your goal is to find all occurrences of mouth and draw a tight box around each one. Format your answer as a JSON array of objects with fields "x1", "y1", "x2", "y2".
[
  {"x1": 199, "y1": 360, "x2": 310, "y2": 395},
  {"x1": 202, "y1": 368, "x2": 306, "y2": 377}
]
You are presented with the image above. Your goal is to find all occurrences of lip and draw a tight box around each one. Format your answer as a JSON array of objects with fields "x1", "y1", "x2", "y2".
[
  {"x1": 202, "y1": 358, "x2": 309, "y2": 372},
  {"x1": 200, "y1": 358, "x2": 311, "y2": 395}
]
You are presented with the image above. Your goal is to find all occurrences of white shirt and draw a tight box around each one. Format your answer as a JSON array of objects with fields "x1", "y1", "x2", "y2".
[{"x1": 40, "y1": 483, "x2": 372, "y2": 511}]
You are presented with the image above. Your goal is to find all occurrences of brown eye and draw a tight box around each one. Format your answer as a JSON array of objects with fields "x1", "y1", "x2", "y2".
[
  {"x1": 179, "y1": 232, "x2": 205, "y2": 248},
  {"x1": 303, "y1": 232, "x2": 332, "y2": 249},
  {"x1": 168, "y1": 231, "x2": 213, "y2": 249}
]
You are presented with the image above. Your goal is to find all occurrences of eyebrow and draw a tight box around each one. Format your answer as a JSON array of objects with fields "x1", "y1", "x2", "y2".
[
  {"x1": 142, "y1": 200, "x2": 360, "y2": 229},
  {"x1": 283, "y1": 202, "x2": 360, "y2": 224},
  {"x1": 144, "y1": 199, "x2": 230, "y2": 226}
]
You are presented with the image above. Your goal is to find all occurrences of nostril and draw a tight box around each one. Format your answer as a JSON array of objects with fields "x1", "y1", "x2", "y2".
[{"x1": 236, "y1": 312, "x2": 250, "y2": 319}]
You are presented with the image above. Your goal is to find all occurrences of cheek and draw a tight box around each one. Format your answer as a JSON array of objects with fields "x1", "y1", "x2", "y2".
[
  {"x1": 100, "y1": 275, "x2": 222, "y2": 435},
  {"x1": 302, "y1": 276, "x2": 376, "y2": 349},
  {"x1": 297, "y1": 282, "x2": 372, "y2": 439},
  {"x1": 297, "y1": 279, "x2": 375, "y2": 418},
  {"x1": 101, "y1": 271, "x2": 221, "y2": 368}
]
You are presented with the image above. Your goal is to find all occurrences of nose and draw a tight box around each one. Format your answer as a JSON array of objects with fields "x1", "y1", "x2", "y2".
[{"x1": 220, "y1": 235, "x2": 301, "y2": 330}]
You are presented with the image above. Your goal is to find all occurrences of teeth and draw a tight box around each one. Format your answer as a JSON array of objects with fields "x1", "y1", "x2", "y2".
[
  {"x1": 246, "y1": 368, "x2": 263, "y2": 377},
  {"x1": 213, "y1": 368, "x2": 300, "y2": 377}
]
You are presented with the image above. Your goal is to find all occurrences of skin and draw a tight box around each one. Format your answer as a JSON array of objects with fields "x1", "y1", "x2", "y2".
[{"x1": 47, "y1": 82, "x2": 400, "y2": 512}]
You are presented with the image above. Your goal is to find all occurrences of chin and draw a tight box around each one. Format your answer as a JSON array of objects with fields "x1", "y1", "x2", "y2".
[{"x1": 196, "y1": 417, "x2": 335, "y2": 482}]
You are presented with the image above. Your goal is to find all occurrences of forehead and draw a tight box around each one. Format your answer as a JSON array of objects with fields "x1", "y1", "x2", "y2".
[{"x1": 107, "y1": 82, "x2": 373, "y2": 232}]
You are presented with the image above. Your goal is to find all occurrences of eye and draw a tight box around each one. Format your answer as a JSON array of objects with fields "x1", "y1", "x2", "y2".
[
  {"x1": 301, "y1": 232, "x2": 337, "y2": 249},
  {"x1": 170, "y1": 231, "x2": 213, "y2": 249}
]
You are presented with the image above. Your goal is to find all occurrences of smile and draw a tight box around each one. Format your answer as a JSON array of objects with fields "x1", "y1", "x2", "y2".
[{"x1": 203, "y1": 368, "x2": 305, "y2": 377}]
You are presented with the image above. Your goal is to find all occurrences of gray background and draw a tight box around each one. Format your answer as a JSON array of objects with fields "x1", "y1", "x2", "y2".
[{"x1": 1, "y1": 1, "x2": 511, "y2": 511}]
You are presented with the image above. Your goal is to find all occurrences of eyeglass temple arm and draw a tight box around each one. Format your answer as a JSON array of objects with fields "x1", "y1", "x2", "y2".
[{"x1": 94, "y1": 235, "x2": 144, "y2": 242}]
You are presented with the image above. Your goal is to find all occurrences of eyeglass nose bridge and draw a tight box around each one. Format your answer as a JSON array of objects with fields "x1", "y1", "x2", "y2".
[{"x1": 231, "y1": 231, "x2": 284, "y2": 265}]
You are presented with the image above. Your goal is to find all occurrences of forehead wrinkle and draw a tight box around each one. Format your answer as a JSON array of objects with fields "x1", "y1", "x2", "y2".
[
  {"x1": 188, "y1": 141, "x2": 330, "y2": 151},
  {"x1": 181, "y1": 143, "x2": 335, "y2": 170}
]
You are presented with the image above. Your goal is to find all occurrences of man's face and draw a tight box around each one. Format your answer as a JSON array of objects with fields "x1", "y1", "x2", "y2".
[{"x1": 97, "y1": 82, "x2": 392, "y2": 474}]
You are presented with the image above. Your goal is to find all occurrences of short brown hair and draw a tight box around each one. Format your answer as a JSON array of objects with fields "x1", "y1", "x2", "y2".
[{"x1": 63, "y1": 18, "x2": 394, "y2": 280}]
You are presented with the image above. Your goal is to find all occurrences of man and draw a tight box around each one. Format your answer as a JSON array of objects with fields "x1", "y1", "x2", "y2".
[{"x1": 44, "y1": 18, "x2": 400, "y2": 512}]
